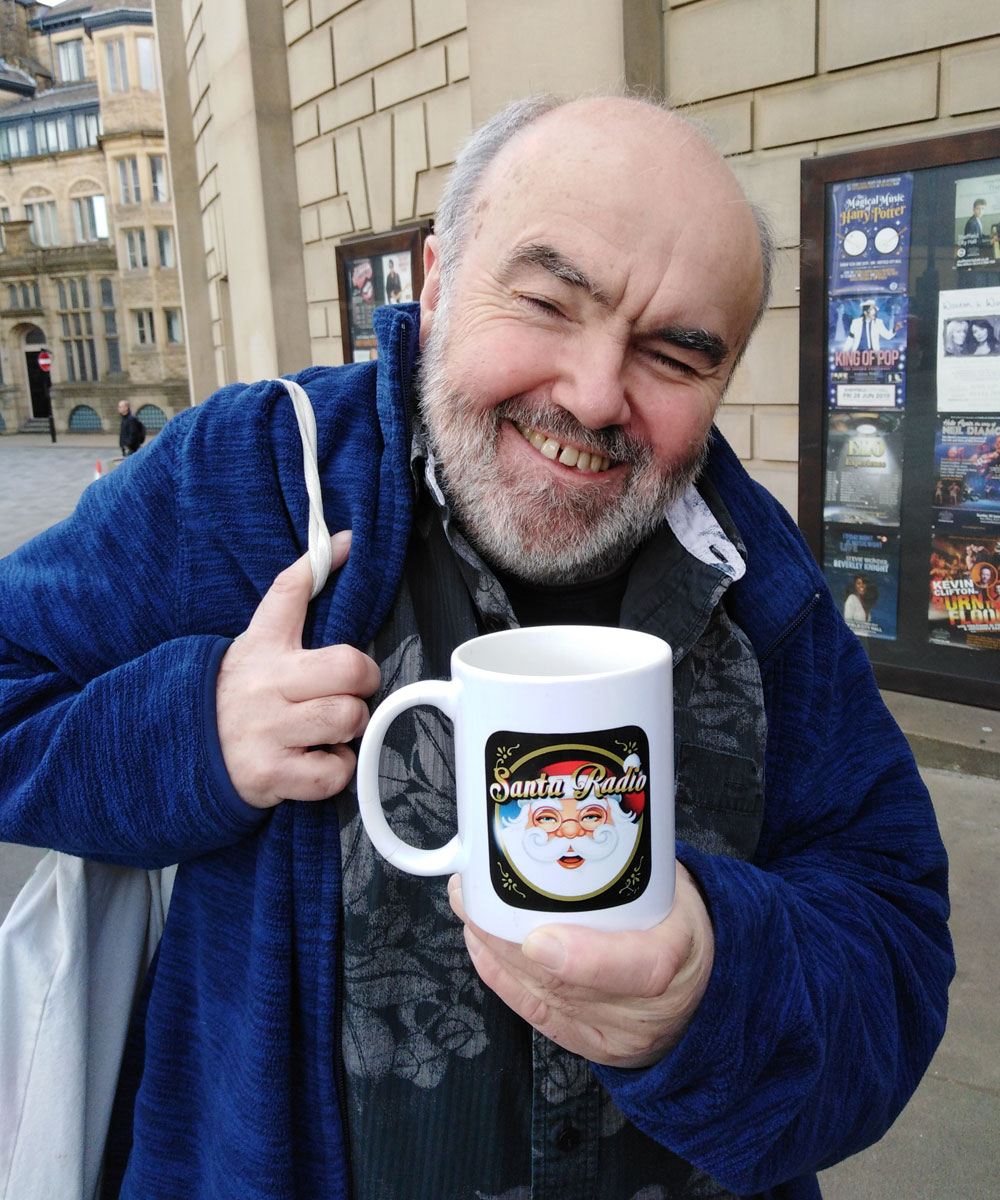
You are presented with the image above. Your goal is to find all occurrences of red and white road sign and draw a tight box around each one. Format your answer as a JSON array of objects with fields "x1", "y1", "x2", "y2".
[{"x1": 37, "y1": 350, "x2": 51, "y2": 372}]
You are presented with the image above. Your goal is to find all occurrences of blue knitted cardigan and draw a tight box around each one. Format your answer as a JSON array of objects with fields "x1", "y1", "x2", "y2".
[{"x1": 0, "y1": 303, "x2": 952, "y2": 1199}]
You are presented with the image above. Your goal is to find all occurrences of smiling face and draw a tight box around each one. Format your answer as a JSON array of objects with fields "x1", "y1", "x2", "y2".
[{"x1": 417, "y1": 99, "x2": 764, "y2": 583}]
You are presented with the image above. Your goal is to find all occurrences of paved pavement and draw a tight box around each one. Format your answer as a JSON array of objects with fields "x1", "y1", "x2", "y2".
[{"x1": 0, "y1": 433, "x2": 997, "y2": 1196}]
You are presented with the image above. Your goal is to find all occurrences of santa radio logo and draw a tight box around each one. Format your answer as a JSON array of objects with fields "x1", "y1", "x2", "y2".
[{"x1": 486, "y1": 727, "x2": 652, "y2": 912}]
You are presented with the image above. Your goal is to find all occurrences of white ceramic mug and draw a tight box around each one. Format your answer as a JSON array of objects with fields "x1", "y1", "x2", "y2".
[{"x1": 356, "y1": 624, "x2": 675, "y2": 942}]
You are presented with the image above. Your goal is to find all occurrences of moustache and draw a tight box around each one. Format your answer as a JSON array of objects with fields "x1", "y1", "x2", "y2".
[
  {"x1": 495, "y1": 400, "x2": 653, "y2": 468},
  {"x1": 520, "y1": 824, "x2": 620, "y2": 863}
]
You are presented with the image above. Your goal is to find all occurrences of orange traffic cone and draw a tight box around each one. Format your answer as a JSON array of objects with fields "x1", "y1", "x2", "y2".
[{"x1": 94, "y1": 460, "x2": 102, "y2": 480}]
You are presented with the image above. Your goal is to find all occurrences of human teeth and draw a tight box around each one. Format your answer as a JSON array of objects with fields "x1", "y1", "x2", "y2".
[{"x1": 515, "y1": 423, "x2": 612, "y2": 473}]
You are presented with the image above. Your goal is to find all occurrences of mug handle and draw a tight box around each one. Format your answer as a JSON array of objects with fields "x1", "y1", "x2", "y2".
[{"x1": 355, "y1": 679, "x2": 467, "y2": 876}]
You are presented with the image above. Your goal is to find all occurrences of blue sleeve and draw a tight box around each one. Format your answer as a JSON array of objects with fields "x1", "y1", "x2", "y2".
[
  {"x1": 0, "y1": 409, "x2": 266, "y2": 867},
  {"x1": 592, "y1": 597, "x2": 953, "y2": 1194}
]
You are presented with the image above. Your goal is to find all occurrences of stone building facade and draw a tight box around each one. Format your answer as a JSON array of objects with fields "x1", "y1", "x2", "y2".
[
  {"x1": 154, "y1": 0, "x2": 1000, "y2": 514},
  {"x1": 0, "y1": 0, "x2": 187, "y2": 436}
]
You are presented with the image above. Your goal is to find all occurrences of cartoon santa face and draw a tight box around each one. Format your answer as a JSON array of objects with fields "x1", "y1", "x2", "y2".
[{"x1": 492, "y1": 755, "x2": 644, "y2": 901}]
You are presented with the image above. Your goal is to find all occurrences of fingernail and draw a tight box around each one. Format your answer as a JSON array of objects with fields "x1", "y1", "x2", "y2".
[{"x1": 522, "y1": 931, "x2": 565, "y2": 971}]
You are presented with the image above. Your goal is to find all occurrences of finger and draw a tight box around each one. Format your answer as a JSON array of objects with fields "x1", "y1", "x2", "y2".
[
  {"x1": 283, "y1": 743, "x2": 359, "y2": 801},
  {"x1": 520, "y1": 864, "x2": 708, "y2": 997},
  {"x1": 251, "y1": 743, "x2": 359, "y2": 806},
  {"x1": 271, "y1": 692, "x2": 372, "y2": 748},
  {"x1": 245, "y1": 531, "x2": 352, "y2": 651},
  {"x1": 279, "y1": 644, "x2": 381, "y2": 704}
]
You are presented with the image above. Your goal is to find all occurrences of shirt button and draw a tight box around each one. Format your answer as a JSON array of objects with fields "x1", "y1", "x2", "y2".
[{"x1": 555, "y1": 1124, "x2": 581, "y2": 1153}]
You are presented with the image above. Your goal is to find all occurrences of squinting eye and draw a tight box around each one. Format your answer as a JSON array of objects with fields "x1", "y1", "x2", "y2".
[
  {"x1": 647, "y1": 349, "x2": 697, "y2": 376},
  {"x1": 531, "y1": 808, "x2": 560, "y2": 828},
  {"x1": 580, "y1": 807, "x2": 606, "y2": 826},
  {"x1": 520, "y1": 295, "x2": 563, "y2": 316}
]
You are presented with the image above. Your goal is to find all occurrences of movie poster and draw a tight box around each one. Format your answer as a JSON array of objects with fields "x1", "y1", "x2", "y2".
[
  {"x1": 829, "y1": 174, "x2": 913, "y2": 295},
  {"x1": 381, "y1": 250, "x2": 413, "y2": 304},
  {"x1": 932, "y1": 416, "x2": 1000, "y2": 533},
  {"x1": 828, "y1": 296, "x2": 907, "y2": 409},
  {"x1": 929, "y1": 533, "x2": 1000, "y2": 650},
  {"x1": 344, "y1": 255, "x2": 378, "y2": 360},
  {"x1": 824, "y1": 527, "x2": 900, "y2": 640},
  {"x1": 937, "y1": 287, "x2": 1000, "y2": 411},
  {"x1": 954, "y1": 173, "x2": 1000, "y2": 271},
  {"x1": 824, "y1": 411, "x2": 904, "y2": 526}
]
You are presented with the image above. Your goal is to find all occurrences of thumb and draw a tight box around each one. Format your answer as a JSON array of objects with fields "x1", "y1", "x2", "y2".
[{"x1": 244, "y1": 530, "x2": 352, "y2": 650}]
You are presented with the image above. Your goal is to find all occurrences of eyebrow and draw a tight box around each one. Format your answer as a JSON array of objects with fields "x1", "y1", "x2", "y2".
[
  {"x1": 498, "y1": 242, "x2": 612, "y2": 307},
  {"x1": 650, "y1": 324, "x2": 729, "y2": 368},
  {"x1": 499, "y1": 240, "x2": 731, "y2": 367}
]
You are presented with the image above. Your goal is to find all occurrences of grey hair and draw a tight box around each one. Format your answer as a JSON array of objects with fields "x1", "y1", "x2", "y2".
[{"x1": 432, "y1": 93, "x2": 776, "y2": 338}]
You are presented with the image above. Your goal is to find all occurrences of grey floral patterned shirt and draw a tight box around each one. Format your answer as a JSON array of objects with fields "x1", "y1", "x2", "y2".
[{"x1": 338, "y1": 440, "x2": 766, "y2": 1199}]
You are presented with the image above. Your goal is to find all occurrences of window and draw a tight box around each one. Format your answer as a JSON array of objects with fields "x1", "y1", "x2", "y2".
[
  {"x1": 134, "y1": 309, "x2": 155, "y2": 345},
  {"x1": 25, "y1": 201, "x2": 59, "y2": 246},
  {"x1": 6, "y1": 282, "x2": 38, "y2": 310},
  {"x1": 137, "y1": 37, "x2": 157, "y2": 91},
  {"x1": 149, "y1": 155, "x2": 169, "y2": 202},
  {"x1": 101, "y1": 278, "x2": 120, "y2": 373},
  {"x1": 37, "y1": 116, "x2": 70, "y2": 153},
  {"x1": 124, "y1": 228, "x2": 148, "y2": 269},
  {"x1": 74, "y1": 112, "x2": 100, "y2": 149},
  {"x1": 164, "y1": 308, "x2": 182, "y2": 343},
  {"x1": 156, "y1": 227, "x2": 175, "y2": 268},
  {"x1": 57, "y1": 275, "x2": 98, "y2": 382},
  {"x1": 118, "y1": 156, "x2": 140, "y2": 204},
  {"x1": 57, "y1": 39, "x2": 86, "y2": 83},
  {"x1": 0, "y1": 123, "x2": 31, "y2": 159},
  {"x1": 73, "y1": 195, "x2": 108, "y2": 242},
  {"x1": 105, "y1": 38, "x2": 128, "y2": 93}
]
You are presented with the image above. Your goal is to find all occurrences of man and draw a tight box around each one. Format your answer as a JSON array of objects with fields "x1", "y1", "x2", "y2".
[
  {"x1": 844, "y1": 299, "x2": 899, "y2": 352},
  {"x1": 0, "y1": 96, "x2": 952, "y2": 1199},
  {"x1": 964, "y1": 198, "x2": 986, "y2": 239},
  {"x1": 384, "y1": 256, "x2": 402, "y2": 301},
  {"x1": 117, "y1": 398, "x2": 144, "y2": 455}
]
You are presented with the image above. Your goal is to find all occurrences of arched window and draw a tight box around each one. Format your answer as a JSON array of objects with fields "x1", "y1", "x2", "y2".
[
  {"x1": 68, "y1": 404, "x2": 102, "y2": 431},
  {"x1": 136, "y1": 403, "x2": 167, "y2": 431}
]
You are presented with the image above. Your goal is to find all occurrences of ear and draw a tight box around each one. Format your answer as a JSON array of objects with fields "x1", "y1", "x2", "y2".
[{"x1": 419, "y1": 234, "x2": 442, "y2": 347}]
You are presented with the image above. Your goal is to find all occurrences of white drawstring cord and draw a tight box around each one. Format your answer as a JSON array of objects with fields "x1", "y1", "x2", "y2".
[{"x1": 273, "y1": 377, "x2": 333, "y2": 598}]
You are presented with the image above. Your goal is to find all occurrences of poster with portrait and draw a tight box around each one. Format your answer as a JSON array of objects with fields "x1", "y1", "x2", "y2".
[
  {"x1": 823, "y1": 410, "x2": 904, "y2": 526},
  {"x1": 828, "y1": 295, "x2": 907, "y2": 409},
  {"x1": 932, "y1": 416, "x2": 1000, "y2": 534},
  {"x1": 823, "y1": 527, "x2": 899, "y2": 640},
  {"x1": 829, "y1": 174, "x2": 913, "y2": 295},
  {"x1": 928, "y1": 533, "x2": 1000, "y2": 650},
  {"x1": 936, "y1": 287, "x2": 1000, "y2": 411},
  {"x1": 953, "y1": 173, "x2": 1000, "y2": 271},
  {"x1": 381, "y1": 250, "x2": 413, "y2": 304}
]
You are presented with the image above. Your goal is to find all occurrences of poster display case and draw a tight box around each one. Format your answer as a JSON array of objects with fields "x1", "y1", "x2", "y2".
[
  {"x1": 800, "y1": 130, "x2": 1000, "y2": 709},
  {"x1": 335, "y1": 224, "x2": 431, "y2": 363}
]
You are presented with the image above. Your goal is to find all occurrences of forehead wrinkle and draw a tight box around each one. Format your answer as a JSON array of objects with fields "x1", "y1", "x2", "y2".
[{"x1": 497, "y1": 241, "x2": 613, "y2": 308}]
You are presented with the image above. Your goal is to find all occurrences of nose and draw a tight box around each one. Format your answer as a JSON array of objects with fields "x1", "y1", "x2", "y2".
[
  {"x1": 555, "y1": 817, "x2": 584, "y2": 839},
  {"x1": 549, "y1": 335, "x2": 631, "y2": 430}
]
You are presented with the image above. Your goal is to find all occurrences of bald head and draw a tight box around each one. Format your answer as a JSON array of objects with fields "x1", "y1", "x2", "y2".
[{"x1": 429, "y1": 94, "x2": 772, "y2": 345}]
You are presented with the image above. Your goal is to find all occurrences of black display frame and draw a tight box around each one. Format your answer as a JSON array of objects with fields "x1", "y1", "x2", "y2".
[{"x1": 800, "y1": 130, "x2": 1000, "y2": 710}]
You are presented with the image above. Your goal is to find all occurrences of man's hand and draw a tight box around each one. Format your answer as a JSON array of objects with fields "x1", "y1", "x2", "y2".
[
  {"x1": 448, "y1": 862, "x2": 714, "y2": 1068},
  {"x1": 216, "y1": 531, "x2": 381, "y2": 808}
]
